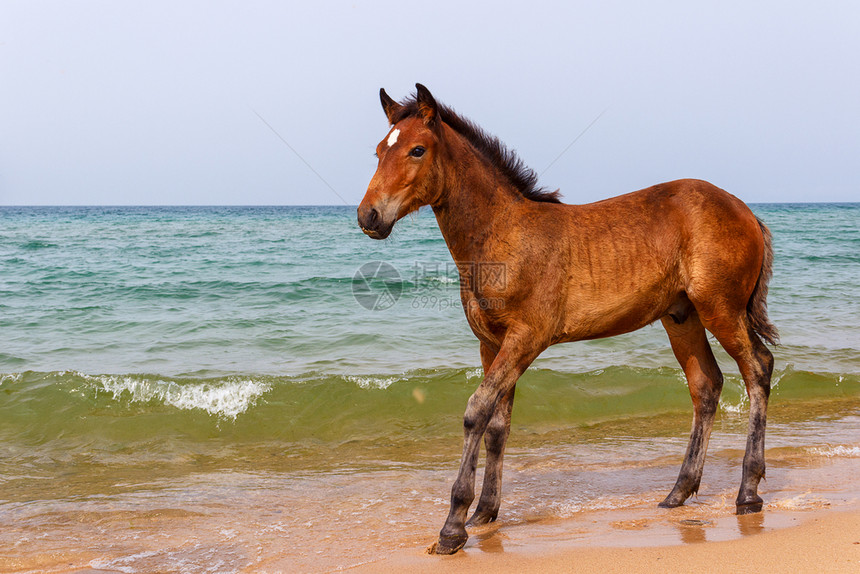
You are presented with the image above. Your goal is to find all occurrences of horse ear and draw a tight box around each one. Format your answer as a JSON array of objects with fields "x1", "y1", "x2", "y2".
[
  {"x1": 380, "y1": 88, "x2": 401, "y2": 125},
  {"x1": 415, "y1": 83, "x2": 438, "y2": 126}
]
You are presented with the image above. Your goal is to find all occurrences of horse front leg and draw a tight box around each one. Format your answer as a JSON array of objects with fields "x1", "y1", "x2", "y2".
[
  {"x1": 467, "y1": 387, "x2": 515, "y2": 525},
  {"x1": 467, "y1": 341, "x2": 515, "y2": 526},
  {"x1": 431, "y1": 333, "x2": 538, "y2": 555}
]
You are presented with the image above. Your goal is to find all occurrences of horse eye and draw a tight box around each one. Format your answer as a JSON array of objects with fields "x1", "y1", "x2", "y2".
[{"x1": 410, "y1": 146, "x2": 426, "y2": 158}]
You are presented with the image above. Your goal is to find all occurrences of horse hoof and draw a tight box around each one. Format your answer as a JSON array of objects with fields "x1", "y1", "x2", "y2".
[
  {"x1": 736, "y1": 502, "x2": 763, "y2": 515},
  {"x1": 736, "y1": 495, "x2": 763, "y2": 515},
  {"x1": 658, "y1": 492, "x2": 687, "y2": 508},
  {"x1": 431, "y1": 533, "x2": 468, "y2": 555},
  {"x1": 466, "y1": 511, "x2": 497, "y2": 527}
]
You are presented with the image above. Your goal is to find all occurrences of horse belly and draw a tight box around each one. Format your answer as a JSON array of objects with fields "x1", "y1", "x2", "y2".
[{"x1": 557, "y1": 270, "x2": 683, "y2": 342}]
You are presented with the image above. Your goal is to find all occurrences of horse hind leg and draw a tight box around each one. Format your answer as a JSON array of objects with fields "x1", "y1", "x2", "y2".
[
  {"x1": 659, "y1": 311, "x2": 724, "y2": 508},
  {"x1": 701, "y1": 313, "x2": 774, "y2": 514}
]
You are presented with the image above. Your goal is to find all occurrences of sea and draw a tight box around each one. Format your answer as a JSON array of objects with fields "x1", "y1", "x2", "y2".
[{"x1": 1, "y1": 203, "x2": 858, "y2": 572}]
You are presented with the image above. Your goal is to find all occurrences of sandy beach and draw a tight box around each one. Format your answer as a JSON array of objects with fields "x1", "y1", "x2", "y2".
[
  {"x1": 360, "y1": 508, "x2": 860, "y2": 574},
  {"x1": 4, "y1": 504, "x2": 859, "y2": 573}
]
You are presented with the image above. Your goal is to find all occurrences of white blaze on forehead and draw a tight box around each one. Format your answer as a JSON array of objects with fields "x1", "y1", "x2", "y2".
[{"x1": 386, "y1": 128, "x2": 400, "y2": 147}]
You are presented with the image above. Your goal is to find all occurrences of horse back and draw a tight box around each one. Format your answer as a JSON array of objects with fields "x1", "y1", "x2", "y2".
[{"x1": 537, "y1": 179, "x2": 764, "y2": 342}]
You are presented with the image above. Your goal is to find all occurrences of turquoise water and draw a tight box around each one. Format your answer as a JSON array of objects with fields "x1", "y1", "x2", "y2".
[
  {"x1": 1, "y1": 204, "x2": 859, "y2": 440},
  {"x1": 0, "y1": 203, "x2": 859, "y2": 572},
  {"x1": 2, "y1": 204, "x2": 858, "y2": 377}
]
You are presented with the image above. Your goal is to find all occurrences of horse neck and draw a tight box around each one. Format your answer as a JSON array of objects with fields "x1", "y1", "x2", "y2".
[{"x1": 430, "y1": 135, "x2": 525, "y2": 265}]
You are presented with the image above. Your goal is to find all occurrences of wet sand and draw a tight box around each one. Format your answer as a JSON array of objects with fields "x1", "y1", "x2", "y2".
[
  {"x1": 1, "y1": 451, "x2": 856, "y2": 573},
  {"x1": 365, "y1": 508, "x2": 860, "y2": 574},
  {"x1": 6, "y1": 508, "x2": 859, "y2": 573}
]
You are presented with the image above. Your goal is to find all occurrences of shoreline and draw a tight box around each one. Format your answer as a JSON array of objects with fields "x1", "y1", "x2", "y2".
[
  {"x1": 13, "y1": 503, "x2": 860, "y2": 573},
  {"x1": 359, "y1": 506, "x2": 860, "y2": 574},
  {"x1": 0, "y1": 452, "x2": 857, "y2": 573},
  {"x1": 1, "y1": 438, "x2": 858, "y2": 573}
]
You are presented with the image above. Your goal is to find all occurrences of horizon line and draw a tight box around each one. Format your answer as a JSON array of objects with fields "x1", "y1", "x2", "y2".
[{"x1": 2, "y1": 201, "x2": 859, "y2": 208}]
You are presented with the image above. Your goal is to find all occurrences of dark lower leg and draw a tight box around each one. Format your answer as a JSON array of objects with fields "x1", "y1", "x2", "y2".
[
  {"x1": 660, "y1": 401, "x2": 718, "y2": 507},
  {"x1": 433, "y1": 334, "x2": 537, "y2": 555},
  {"x1": 467, "y1": 385, "x2": 515, "y2": 526},
  {"x1": 730, "y1": 335, "x2": 773, "y2": 513},
  {"x1": 660, "y1": 314, "x2": 723, "y2": 508},
  {"x1": 435, "y1": 391, "x2": 490, "y2": 553},
  {"x1": 736, "y1": 383, "x2": 770, "y2": 512}
]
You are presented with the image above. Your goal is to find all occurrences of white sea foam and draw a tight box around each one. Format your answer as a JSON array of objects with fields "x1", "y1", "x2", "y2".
[
  {"x1": 345, "y1": 375, "x2": 402, "y2": 390},
  {"x1": 808, "y1": 445, "x2": 860, "y2": 458},
  {"x1": 89, "y1": 550, "x2": 160, "y2": 573},
  {"x1": 87, "y1": 374, "x2": 270, "y2": 419},
  {"x1": 0, "y1": 373, "x2": 22, "y2": 384},
  {"x1": 465, "y1": 368, "x2": 484, "y2": 380},
  {"x1": 719, "y1": 393, "x2": 749, "y2": 414},
  {"x1": 770, "y1": 493, "x2": 832, "y2": 510},
  {"x1": 720, "y1": 402, "x2": 745, "y2": 414},
  {"x1": 542, "y1": 494, "x2": 646, "y2": 518},
  {"x1": 426, "y1": 275, "x2": 458, "y2": 285}
]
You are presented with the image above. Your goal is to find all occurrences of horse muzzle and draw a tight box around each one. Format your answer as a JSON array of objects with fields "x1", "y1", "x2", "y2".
[{"x1": 357, "y1": 205, "x2": 394, "y2": 240}]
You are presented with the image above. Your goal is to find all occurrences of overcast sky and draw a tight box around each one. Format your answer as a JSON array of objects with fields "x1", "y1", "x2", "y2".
[{"x1": 1, "y1": 1, "x2": 858, "y2": 205}]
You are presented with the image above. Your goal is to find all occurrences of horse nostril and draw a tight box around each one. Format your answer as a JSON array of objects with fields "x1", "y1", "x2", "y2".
[{"x1": 368, "y1": 208, "x2": 380, "y2": 227}]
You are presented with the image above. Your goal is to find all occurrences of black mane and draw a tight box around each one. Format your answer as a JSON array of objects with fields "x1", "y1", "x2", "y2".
[{"x1": 391, "y1": 96, "x2": 562, "y2": 204}]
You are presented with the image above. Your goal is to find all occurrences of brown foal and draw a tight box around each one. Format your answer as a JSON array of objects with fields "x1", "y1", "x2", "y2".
[{"x1": 358, "y1": 84, "x2": 777, "y2": 555}]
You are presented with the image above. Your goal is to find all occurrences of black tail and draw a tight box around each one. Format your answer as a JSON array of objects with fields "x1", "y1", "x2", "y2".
[{"x1": 747, "y1": 218, "x2": 779, "y2": 345}]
